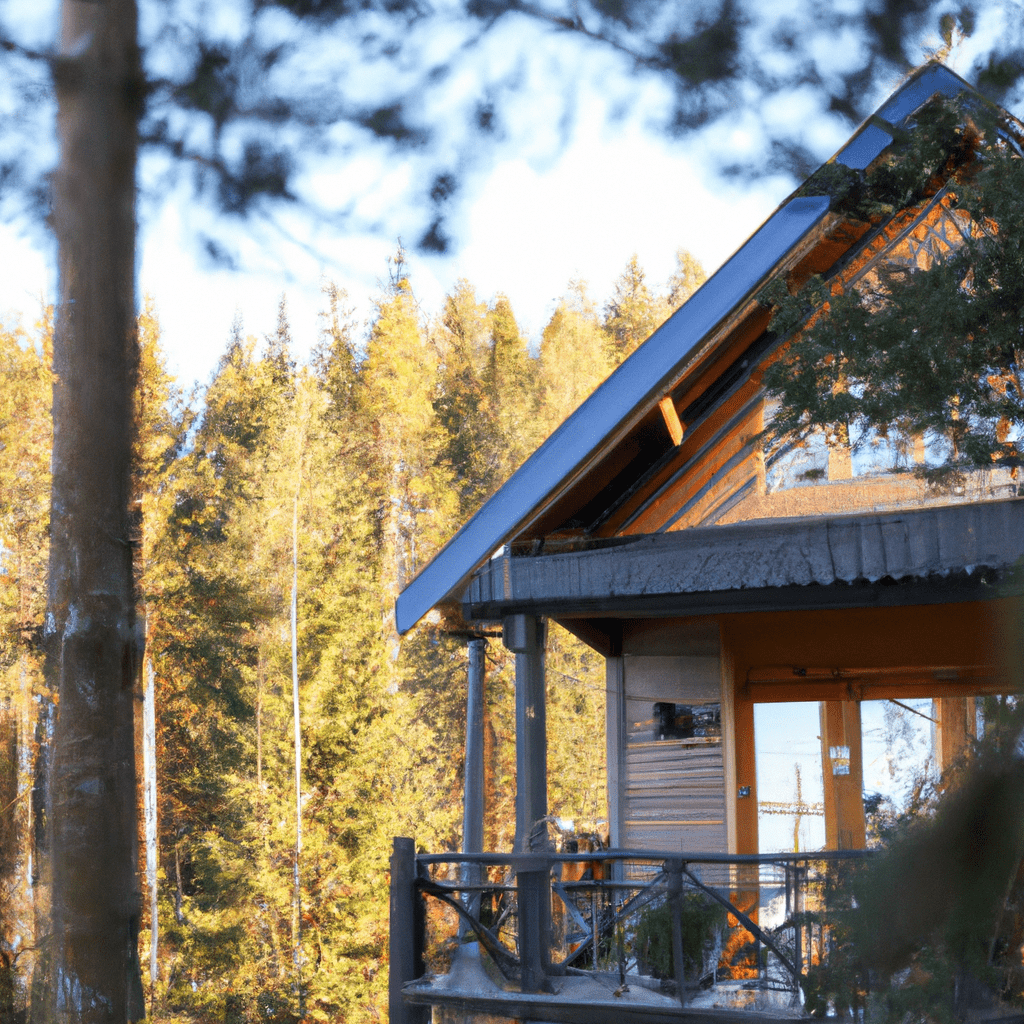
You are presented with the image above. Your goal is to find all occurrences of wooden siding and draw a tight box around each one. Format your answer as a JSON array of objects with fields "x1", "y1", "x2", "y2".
[{"x1": 622, "y1": 656, "x2": 727, "y2": 854}]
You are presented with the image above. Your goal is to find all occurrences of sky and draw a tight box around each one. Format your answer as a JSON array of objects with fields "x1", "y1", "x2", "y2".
[
  {"x1": 0, "y1": 93, "x2": 798, "y2": 389},
  {"x1": 2, "y1": 3, "x2": 1011, "y2": 390},
  {"x1": 756, "y1": 699, "x2": 935, "y2": 854}
]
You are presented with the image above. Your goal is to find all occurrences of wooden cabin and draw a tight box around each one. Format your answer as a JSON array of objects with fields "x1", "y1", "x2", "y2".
[{"x1": 391, "y1": 62, "x2": 1024, "y2": 1021}]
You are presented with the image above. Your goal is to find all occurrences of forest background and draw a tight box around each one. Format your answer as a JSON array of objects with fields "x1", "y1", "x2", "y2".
[
  {"x1": 5, "y1": 2, "x2": 1024, "y2": 1020},
  {"x1": 0, "y1": 246, "x2": 703, "y2": 1023}
]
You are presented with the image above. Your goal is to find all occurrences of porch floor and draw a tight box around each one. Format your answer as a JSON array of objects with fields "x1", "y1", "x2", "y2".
[{"x1": 406, "y1": 944, "x2": 806, "y2": 1024}]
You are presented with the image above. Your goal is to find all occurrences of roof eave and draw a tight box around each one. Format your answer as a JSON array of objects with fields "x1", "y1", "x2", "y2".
[
  {"x1": 395, "y1": 62, "x2": 979, "y2": 636},
  {"x1": 396, "y1": 194, "x2": 831, "y2": 633}
]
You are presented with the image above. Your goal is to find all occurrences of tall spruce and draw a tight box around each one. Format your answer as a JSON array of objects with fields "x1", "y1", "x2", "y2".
[
  {"x1": 357, "y1": 253, "x2": 454, "y2": 647},
  {"x1": 539, "y1": 280, "x2": 613, "y2": 435},
  {"x1": 665, "y1": 248, "x2": 707, "y2": 312},
  {"x1": 434, "y1": 280, "x2": 493, "y2": 516},
  {"x1": 484, "y1": 294, "x2": 538, "y2": 489},
  {"x1": 0, "y1": 313, "x2": 51, "y2": 1021},
  {"x1": 605, "y1": 254, "x2": 661, "y2": 361},
  {"x1": 131, "y1": 298, "x2": 180, "y2": 1014}
]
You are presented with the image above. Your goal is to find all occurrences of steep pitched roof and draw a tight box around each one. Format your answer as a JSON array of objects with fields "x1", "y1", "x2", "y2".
[{"x1": 396, "y1": 62, "x2": 980, "y2": 635}]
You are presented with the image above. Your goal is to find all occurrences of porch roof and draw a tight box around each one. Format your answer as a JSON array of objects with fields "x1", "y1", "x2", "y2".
[
  {"x1": 461, "y1": 498, "x2": 1024, "y2": 625},
  {"x1": 396, "y1": 63, "x2": 976, "y2": 635}
]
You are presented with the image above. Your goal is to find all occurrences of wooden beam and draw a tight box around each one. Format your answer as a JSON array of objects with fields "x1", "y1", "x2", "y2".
[
  {"x1": 936, "y1": 696, "x2": 973, "y2": 772},
  {"x1": 719, "y1": 637, "x2": 739, "y2": 855},
  {"x1": 747, "y1": 665, "x2": 999, "y2": 684},
  {"x1": 658, "y1": 395, "x2": 685, "y2": 446},
  {"x1": 820, "y1": 701, "x2": 866, "y2": 851},
  {"x1": 606, "y1": 657, "x2": 625, "y2": 850},
  {"x1": 746, "y1": 678, "x2": 1010, "y2": 703},
  {"x1": 734, "y1": 695, "x2": 758, "y2": 856}
]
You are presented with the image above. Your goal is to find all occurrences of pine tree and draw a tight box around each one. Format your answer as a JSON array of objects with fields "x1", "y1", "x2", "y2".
[
  {"x1": 484, "y1": 294, "x2": 538, "y2": 490},
  {"x1": 146, "y1": 324, "x2": 292, "y2": 1019},
  {"x1": 433, "y1": 280, "x2": 492, "y2": 517},
  {"x1": 605, "y1": 254, "x2": 661, "y2": 361},
  {"x1": 664, "y1": 248, "x2": 707, "y2": 312},
  {"x1": 312, "y1": 281, "x2": 358, "y2": 423},
  {"x1": 545, "y1": 625, "x2": 608, "y2": 831},
  {"x1": 357, "y1": 253, "x2": 455, "y2": 638},
  {"x1": 538, "y1": 280, "x2": 613, "y2": 435},
  {"x1": 760, "y1": 102, "x2": 1024, "y2": 481},
  {"x1": 267, "y1": 295, "x2": 297, "y2": 394},
  {"x1": 0, "y1": 311, "x2": 51, "y2": 1020},
  {"x1": 131, "y1": 298, "x2": 182, "y2": 1014}
]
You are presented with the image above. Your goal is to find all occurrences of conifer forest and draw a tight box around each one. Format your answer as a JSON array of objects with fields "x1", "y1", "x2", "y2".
[{"x1": 0, "y1": 250, "x2": 704, "y2": 1022}]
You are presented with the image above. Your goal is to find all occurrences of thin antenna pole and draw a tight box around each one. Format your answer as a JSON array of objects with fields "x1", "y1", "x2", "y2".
[{"x1": 291, "y1": 488, "x2": 303, "y2": 1017}]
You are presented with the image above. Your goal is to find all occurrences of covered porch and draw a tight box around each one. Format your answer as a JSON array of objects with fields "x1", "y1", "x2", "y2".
[{"x1": 389, "y1": 501, "x2": 1022, "y2": 1023}]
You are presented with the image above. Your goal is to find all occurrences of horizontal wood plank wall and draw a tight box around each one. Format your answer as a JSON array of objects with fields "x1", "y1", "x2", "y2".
[{"x1": 622, "y1": 655, "x2": 727, "y2": 857}]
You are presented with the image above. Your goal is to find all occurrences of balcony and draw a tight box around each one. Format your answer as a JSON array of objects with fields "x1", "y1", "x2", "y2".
[{"x1": 390, "y1": 840, "x2": 872, "y2": 1024}]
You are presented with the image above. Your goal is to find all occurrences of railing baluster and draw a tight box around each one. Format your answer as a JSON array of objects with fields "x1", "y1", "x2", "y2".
[{"x1": 389, "y1": 837, "x2": 429, "y2": 1024}]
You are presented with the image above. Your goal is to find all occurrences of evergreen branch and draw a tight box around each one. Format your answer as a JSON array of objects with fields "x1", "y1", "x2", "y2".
[{"x1": 0, "y1": 35, "x2": 52, "y2": 64}]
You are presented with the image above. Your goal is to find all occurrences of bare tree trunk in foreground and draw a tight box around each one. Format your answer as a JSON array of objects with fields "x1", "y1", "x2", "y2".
[{"x1": 41, "y1": 0, "x2": 145, "y2": 1018}]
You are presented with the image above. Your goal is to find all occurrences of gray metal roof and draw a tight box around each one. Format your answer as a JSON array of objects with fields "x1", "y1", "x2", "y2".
[
  {"x1": 396, "y1": 63, "x2": 979, "y2": 635},
  {"x1": 462, "y1": 499, "x2": 1024, "y2": 618}
]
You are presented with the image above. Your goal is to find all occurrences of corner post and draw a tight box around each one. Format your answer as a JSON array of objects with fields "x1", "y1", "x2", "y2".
[
  {"x1": 389, "y1": 837, "x2": 429, "y2": 1024},
  {"x1": 461, "y1": 638, "x2": 486, "y2": 930},
  {"x1": 820, "y1": 701, "x2": 866, "y2": 850},
  {"x1": 504, "y1": 614, "x2": 550, "y2": 992},
  {"x1": 666, "y1": 858, "x2": 688, "y2": 1005}
]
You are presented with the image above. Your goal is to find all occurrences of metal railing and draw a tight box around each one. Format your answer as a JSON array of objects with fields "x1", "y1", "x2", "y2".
[{"x1": 389, "y1": 838, "x2": 873, "y2": 1024}]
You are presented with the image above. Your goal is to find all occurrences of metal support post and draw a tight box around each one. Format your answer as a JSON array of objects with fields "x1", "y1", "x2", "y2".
[
  {"x1": 517, "y1": 861, "x2": 551, "y2": 992},
  {"x1": 461, "y1": 638, "x2": 486, "y2": 933},
  {"x1": 389, "y1": 837, "x2": 429, "y2": 1024},
  {"x1": 666, "y1": 858, "x2": 687, "y2": 1005},
  {"x1": 504, "y1": 614, "x2": 550, "y2": 991},
  {"x1": 504, "y1": 614, "x2": 548, "y2": 849}
]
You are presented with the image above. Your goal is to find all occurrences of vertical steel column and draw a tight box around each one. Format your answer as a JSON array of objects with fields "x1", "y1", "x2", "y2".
[
  {"x1": 666, "y1": 859, "x2": 688, "y2": 1005},
  {"x1": 504, "y1": 614, "x2": 550, "y2": 992},
  {"x1": 461, "y1": 638, "x2": 486, "y2": 931},
  {"x1": 505, "y1": 614, "x2": 548, "y2": 846},
  {"x1": 389, "y1": 837, "x2": 429, "y2": 1024}
]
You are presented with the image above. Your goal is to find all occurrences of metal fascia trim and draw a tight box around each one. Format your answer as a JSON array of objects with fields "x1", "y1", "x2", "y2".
[{"x1": 835, "y1": 64, "x2": 969, "y2": 170}]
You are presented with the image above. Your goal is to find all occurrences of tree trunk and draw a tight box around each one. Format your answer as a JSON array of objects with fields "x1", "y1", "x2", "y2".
[
  {"x1": 142, "y1": 657, "x2": 158, "y2": 1011},
  {"x1": 0, "y1": 707, "x2": 17, "y2": 1021},
  {"x1": 42, "y1": 0, "x2": 144, "y2": 1018}
]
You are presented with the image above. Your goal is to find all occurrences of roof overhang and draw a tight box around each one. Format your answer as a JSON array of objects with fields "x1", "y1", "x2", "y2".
[
  {"x1": 396, "y1": 63, "x2": 981, "y2": 635},
  {"x1": 398, "y1": 196, "x2": 830, "y2": 632}
]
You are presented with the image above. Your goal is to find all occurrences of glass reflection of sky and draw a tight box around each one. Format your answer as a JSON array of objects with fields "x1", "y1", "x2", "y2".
[{"x1": 754, "y1": 698, "x2": 936, "y2": 854}]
